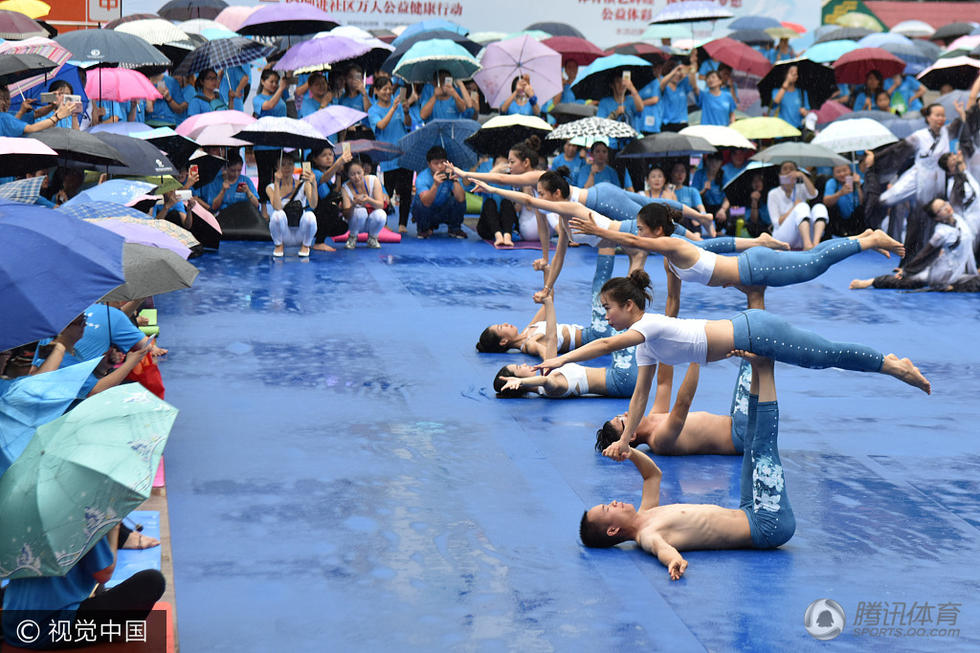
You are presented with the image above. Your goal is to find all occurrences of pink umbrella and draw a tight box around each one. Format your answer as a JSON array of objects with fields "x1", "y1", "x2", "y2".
[
  {"x1": 0, "y1": 37, "x2": 71, "y2": 96},
  {"x1": 815, "y1": 100, "x2": 853, "y2": 125},
  {"x1": 214, "y1": 5, "x2": 259, "y2": 31},
  {"x1": 473, "y1": 35, "x2": 562, "y2": 109},
  {"x1": 833, "y1": 48, "x2": 905, "y2": 85},
  {"x1": 189, "y1": 201, "x2": 222, "y2": 233},
  {"x1": 85, "y1": 68, "x2": 162, "y2": 102},
  {"x1": 176, "y1": 109, "x2": 255, "y2": 139},
  {"x1": 193, "y1": 123, "x2": 250, "y2": 147},
  {"x1": 87, "y1": 218, "x2": 191, "y2": 259},
  {"x1": 301, "y1": 105, "x2": 367, "y2": 137}
]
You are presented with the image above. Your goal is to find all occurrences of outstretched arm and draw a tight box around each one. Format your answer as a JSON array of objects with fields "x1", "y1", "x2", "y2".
[
  {"x1": 604, "y1": 363, "x2": 656, "y2": 458},
  {"x1": 570, "y1": 214, "x2": 684, "y2": 255},
  {"x1": 455, "y1": 166, "x2": 542, "y2": 187},
  {"x1": 536, "y1": 218, "x2": 572, "y2": 300},
  {"x1": 542, "y1": 295, "x2": 558, "y2": 360},
  {"x1": 650, "y1": 363, "x2": 699, "y2": 453},
  {"x1": 470, "y1": 179, "x2": 586, "y2": 217},
  {"x1": 637, "y1": 529, "x2": 688, "y2": 580},
  {"x1": 535, "y1": 330, "x2": 645, "y2": 373},
  {"x1": 650, "y1": 363, "x2": 674, "y2": 414}
]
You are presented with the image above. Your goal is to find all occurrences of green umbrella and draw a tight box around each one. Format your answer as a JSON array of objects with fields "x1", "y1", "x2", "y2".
[
  {"x1": 100, "y1": 242, "x2": 199, "y2": 303},
  {"x1": 751, "y1": 142, "x2": 849, "y2": 168},
  {"x1": 0, "y1": 386, "x2": 177, "y2": 579}
]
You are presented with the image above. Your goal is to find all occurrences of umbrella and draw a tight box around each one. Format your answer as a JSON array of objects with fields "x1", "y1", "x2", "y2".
[
  {"x1": 0, "y1": 385, "x2": 176, "y2": 580},
  {"x1": 0, "y1": 52, "x2": 55, "y2": 85},
  {"x1": 465, "y1": 114, "x2": 553, "y2": 155},
  {"x1": 62, "y1": 179, "x2": 156, "y2": 206},
  {"x1": 619, "y1": 133, "x2": 716, "y2": 159},
  {"x1": 943, "y1": 35, "x2": 980, "y2": 56},
  {"x1": 176, "y1": 109, "x2": 255, "y2": 139},
  {"x1": 86, "y1": 218, "x2": 191, "y2": 259},
  {"x1": 87, "y1": 121, "x2": 153, "y2": 136},
  {"x1": 698, "y1": 38, "x2": 772, "y2": 77},
  {"x1": 391, "y1": 19, "x2": 468, "y2": 48},
  {"x1": 332, "y1": 139, "x2": 401, "y2": 163},
  {"x1": 811, "y1": 118, "x2": 898, "y2": 153},
  {"x1": 804, "y1": 39, "x2": 858, "y2": 64},
  {"x1": 856, "y1": 34, "x2": 934, "y2": 75},
  {"x1": 813, "y1": 27, "x2": 873, "y2": 45},
  {"x1": 0, "y1": 0, "x2": 49, "y2": 19},
  {"x1": 641, "y1": 24, "x2": 690, "y2": 41},
  {"x1": 832, "y1": 48, "x2": 906, "y2": 85},
  {"x1": 302, "y1": 105, "x2": 368, "y2": 138},
  {"x1": 0, "y1": 37, "x2": 69, "y2": 95},
  {"x1": 84, "y1": 67, "x2": 162, "y2": 103},
  {"x1": 102, "y1": 13, "x2": 159, "y2": 29},
  {"x1": 0, "y1": 176, "x2": 43, "y2": 204},
  {"x1": 751, "y1": 142, "x2": 849, "y2": 167},
  {"x1": 0, "y1": 8, "x2": 44, "y2": 39},
  {"x1": 114, "y1": 18, "x2": 193, "y2": 49},
  {"x1": 0, "y1": 136, "x2": 57, "y2": 175},
  {"x1": 174, "y1": 36, "x2": 275, "y2": 77},
  {"x1": 525, "y1": 22, "x2": 585, "y2": 39},
  {"x1": 730, "y1": 116, "x2": 801, "y2": 139},
  {"x1": 834, "y1": 12, "x2": 884, "y2": 32},
  {"x1": 177, "y1": 19, "x2": 227, "y2": 36},
  {"x1": 917, "y1": 57, "x2": 980, "y2": 90},
  {"x1": 234, "y1": 116, "x2": 331, "y2": 149},
  {"x1": 649, "y1": 0, "x2": 733, "y2": 24},
  {"x1": 396, "y1": 119, "x2": 480, "y2": 171},
  {"x1": 274, "y1": 35, "x2": 369, "y2": 74},
  {"x1": 541, "y1": 37, "x2": 606, "y2": 67},
  {"x1": 132, "y1": 127, "x2": 199, "y2": 168},
  {"x1": 88, "y1": 133, "x2": 176, "y2": 177},
  {"x1": 469, "y1": 32, "x2": 507, "y2": 46},
  {"x1": 53, "y1": 29, "x2": 170, "y2": 68},
  {"x1": 723, "y1": 161, "x2": 778, "y2": 205},
  {"x1": 547, "y1": 102, "x2": 597, "y2": 124},
  {"x1": 0, "y1": 201, "x2": 124, "y2": 352},
  {"x1": 827, "y1": 109, "x2": 923, "y2": 139},
  {"x1": 101, "y1": 243, "x2": 199, "y2": 302},
  {"x1": 186, "y1": 149, "x2": 224, "y2": 188},
  {"x1": 729, "y1": 16, "x2": 781, "y2": 31},
  {"x1": 890, "y1": 20, "x2": 934, "y2": 39},
  {"x1": 604, "y1": 42, "x2": 668, "y2": 64},
  {"x1": 214, "y1": 5, "x2": 257, "y2": 31},
  {"x1": 687, "y1": 109, "x2": 750, "y2": 126},
  {"x1": 570, "y1": 54, "x2": 656, "y2": 102},
  {"x1": 27, "y1": 128, "x2": 125, "y2": 166},
  {"x1": 933, "y1": 22, "x2": 977, "y2": 44},
  {"x1": 726, "y1": 30, "x2": 774, "y2": 47},
  {"x1": 86, "y1": 216, "x2": 200, "y2": 251},
  {"x1": 0, "y1": 359, "x2": 101, "y2": 476},
  {"x1": 679, "y1": 124, "x2": 755, "y2": 149},
  {"x1": 546, "y1": 116, "x2": 638, "y2": 142},
  {"x1": 392, "y1": 39, "x2": 481, "y2": 84},
  {"x1": 757, "y1": 57, "x2": 837, "y2": 108},
  {"x1": 814, "y1": 100, "x2": 852, "y2": 125},
  {"x1": 764, "y1": 27, "x2": 800, "y2": 41},
  {"x1": 473, "y1": 36, "x2": 562, "y2": 109},
  {"x1": 237, "y1": 2, "x2": 338, "y2": 37},
  {"x1": 193, "y1": 123, "x2": 250, "y2": 147},
  {"x1": 380, "y1": 30, "x2": 482, "y2": 75},
  {"x1": 158, "y1": 0, "x2": 226, "y2": 21}
]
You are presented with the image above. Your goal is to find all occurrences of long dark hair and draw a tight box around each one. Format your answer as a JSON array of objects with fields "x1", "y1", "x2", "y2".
[{"x1": 601, "y1": 269, "x2": 652, "y2": 310}]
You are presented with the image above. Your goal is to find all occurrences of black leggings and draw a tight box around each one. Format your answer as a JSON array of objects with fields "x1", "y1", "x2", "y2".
[
  {"x1": 383, "y1": 168, "x2": 414, "y2": 227},
  {"x1": 255, "y1": 149, "x2": 281, "y2": 206},
  {"x1": 476, "y1": 198, "x2": 517, "y2": 240}
]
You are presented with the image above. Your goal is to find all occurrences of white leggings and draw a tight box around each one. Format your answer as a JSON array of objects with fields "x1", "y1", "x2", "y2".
[
  {"x1": 772, "y1": 202, "x2": 828, "y2": 249},
  {"x1": 270, "y1": 210, "x2": 317, "y2": 247},
  {"x1": 348, "y1": 207, "x2": 386, "y2": 237}
]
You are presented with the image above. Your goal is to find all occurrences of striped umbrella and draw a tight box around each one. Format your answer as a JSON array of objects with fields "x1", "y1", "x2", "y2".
[
  {"x1": 0, "y1": 176, "x2": 44, "y2": 204},
  {"x1": 174, "y1": 37, "x2": 275, "y2": 76},
  {"x1": 86, "y1": 216, "x2": 200, "y2": 251},
  {"x1": 0, "y1": 36, "x2": 69, "y2": 95}
]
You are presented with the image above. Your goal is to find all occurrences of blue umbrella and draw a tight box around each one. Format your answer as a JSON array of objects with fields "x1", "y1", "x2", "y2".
[
  {"x1": 7, "y1": 63, "x2": 89, "y2": 119},
  {"x1": 58, "y1": 200, "x2": 157, "y2": 222},
  {"x1": 729, "y1": 16, "x2": 781, "y2": 31},
  {"x1": 0, "y1": 201, "x2": 125, "y2": 352},
  {"x1": 391, "y1": 19, "x2": 468, "y2": 48},
  {"x1": 88, "y1": 121, "x2": 155, "y2": 136},
  {"x1": 392, "y1": 39, "x2": 481, "y2": 83},
  {"x1": 0, "y1": 176, "x2": 44, "y2": 205},
  {"x1": 397, "y1": 119, "x2": 480, "y2": 171},
  {"x1": 62, "y1": 179, "x2": 156, "y2": 207},
  {"x1": 0, "y1": 359, "x2": 101, "y2": 477},
  {"x1": 649, "y1": 0, "x2": 733, "y2": 25},
  {"x1": 570, "y1": 54, "x2": 656, "y2": 102},
  {"x1": 805, "y1": 39, "x2": 858, "y2": 63}
]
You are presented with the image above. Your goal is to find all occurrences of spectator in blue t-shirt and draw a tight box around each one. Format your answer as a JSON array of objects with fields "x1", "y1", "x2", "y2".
[
  {"x1": 692, "y1": 69, "x2": 736, "y2": 126},
  {"x1": 299, "y1": 71, "x2": 333, "y2": 118},
  {"x1": 745, "y1": 170, "x2": 772, "y2": 236},
  {"x1": 824, "y1": 163, "x2": 864, "y2": 236},
  {"x1": 219, "y1": 63, "x2": 250, "y2": 112},
  {"x1": 550, "y1": 141, "x2": 583, "y2": 180},
  {"x1": 886, "y1": 73, "x2": 926, "y2": 114},
  {"x1": 420, "y1": 70, "x2": 475, "y2": 121},
  {"x1": 411, "y1": 145, "x2": 466, "y2": 239},
  {"x1": 336, "y1": 63, "x2": 372, "y2": 118},
  {"x1": 369, "y1": 76, "x2": 414, "y2": 232},
  {"x1": 770, "y1": 64, "x2": 809, "y2": 129},
  {"x1": 574, "y1": 141, "x2": 633, "y2": 191},
  {"x1": 186, "y1": 68, "x2": 228, "y2": 117},
  {"x1": 596, "y1": 73, "x2": 643, "y2": 148},
  {"x1": 659, "y1": 57, "x2": 696, "y2": 131},
  {"x1": 635, "y1": 69, "x2": 662, "y2": 134},
  {"x1": 252, "y1": 69, "x2": 288, "y2": 218},
  {"x1": 146, "y1": 72, "x2": 188, "y2": 127},
  {"x1": 501, "y1": 74, "x2": 540, "y2": 116},
  {"x1": 768, "y1": 38, "x2": 795, "y2": 63},
  {"x1": 0, "y1": 84, "x2": 77, "y2": 136},
  {"x1": 202, "y1": 152, "x2": 261, "y2": 214},
  {"x1": 852, "y1": 70, "x2": 884, "y2": 112},
  {"x1": 670, "y1": 160, "x2": 712, "y2": 236}
]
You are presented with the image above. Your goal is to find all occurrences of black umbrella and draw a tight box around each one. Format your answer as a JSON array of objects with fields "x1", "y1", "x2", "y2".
[
  {"x1": 912, "y1": 40, "x2": 942, "y2": 61},
  {"x1": 103, "y1": 13, "x2": 160, "y2": 29},
  {"x1": 932, "y1": 22, "x2": 976, "y2": 44},
  {"x1": 54, "y1": 30, "x2": 171, "y2": 68},
  {"x1": 143, "y1": 132, "x2": 199, "y2": 169},
  {"x1": 0, "y1": 53, "x2": 57, "y2": 86},
  {"x1": 380, "y1": 30, "x2": 482, "y2": 75},
  {"x1": 757, "y1": 57, "x2": 837, "y2": 108},
  {"x1": 727, "y1": 29, "x2": 774, "y2": 47},
  {"x1": 547, "y1": 102, "x2": 598, "y2": 125},
  {"x1": 812, "y1": 27, "x2": 873, "y2": 45},
  {"x1": 570, "y1": 57, "x2": 657, "y2": 102},
  {"x1": 465, "y1": 115, "x2": 554, "y2": 156},
  {"x1": 605, "y1": 42, "x2": 668, "y2": 64},
  {"x1": 158, "y1": 0, "x2": 227, "y2": 21},
  {"x1": 619, "y1": 133, "x2": 716, "y2": 159},
  {"x1": 189, "y1": 150, "x2": 224, "y2": 189},
  {"x1": 723, "y1": 162, "x2": 778, "y2": 206},
  {"x1": 91, "y1": 133, "x2": 177, "y2": 177},
  {"x1": 27, "y1": 128, "x2": 125, "y2": 167},
  {"x1": 525, "y1": 22, "x2": 586, "y2": 39},
  {"x1": 918, "y1": 58, "x2": 980, "y2": 90},
  {"x1": 173, "y1": 37, "x2": 275, "y2": 77}
]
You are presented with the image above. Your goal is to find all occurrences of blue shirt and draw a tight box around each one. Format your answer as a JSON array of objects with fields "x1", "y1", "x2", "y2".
[
  {"x1": 219, "y1": 65, "x2": 249, "y2": 112},
  {"x1": 415, "y1": 168, "x2": 454, "y2": 206},
  {"x1": 187, "y1": 93, "x2": 228, "y2": 117},
  {"x1": 313, "y1": 167, "x2": 338, "y2": 200},
  {"x1": 129, "y1": 100, "x2": 145, "y2": 124},
  {"x1": 722, "y1": 161, "x2": 749, "y2": 187},
  {"x1": 575, "y1": 165, "x2": 632, "y2": 190},
  {"x1": 337, "y1": 91, "x2": 369, "y2": 126},
  {"x1": 550, "y1": 152, "x2": 583, "y2": 180},
  {"x1": 299, "y1": 96, "x2": 325, "y2": 119},
  {"x1": 885, "y1": 75, "x2": 923, "y2": 112},
  {"x1": 691, "y1": 166, "x2": 725, "y2": 206},
  {"x1": 771, "y1": 87, "x2": 808, "y2": 128},
  {"x1": 636, "y1": 78, "x2": 661, "y2": 134},
  {"x1": 597, "y1": 95, "x2": 638, "y2": 149},
  {"x1": 0, "y1": 112, "x2": 27, "y2": 137},
  {"x1": 673, "y1": 184, "x2": 703, "y2": 210},
  {"x1": 95, "y1": 99, "x2": 129, "y2": 123},
  {"x1": 146, "y1": 74, "x2": 183, "y2": 126},
  {"x1": 659, "y1": 78, "x2": 692, "y2": 125},
  {"x1": 504, "y1": 99, "x2": 534, "y2": 115},
  {"x1": 369, "y1": 100, "x2": 410, "y2": 172},
  {"x1": 825, "y1": 177, "x2": 859, "y2": 218},
  {"x1": 202, "y1": 174, "x2": 257, "y2": 212},
  {"x1": 559, "y1": 82, "x2": 580, "y2": 104},
  {"x1": 697, "y1": 89, "x2": 735, "y2": 126}
]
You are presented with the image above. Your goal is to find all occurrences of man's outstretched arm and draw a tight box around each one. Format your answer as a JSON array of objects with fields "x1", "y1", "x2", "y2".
[
  {"x1": 651, "y1": 363, "x2": 700, "y2": 453},
  {"x1": 637, "y1": 530, "x2": 688, "y2": 580}
]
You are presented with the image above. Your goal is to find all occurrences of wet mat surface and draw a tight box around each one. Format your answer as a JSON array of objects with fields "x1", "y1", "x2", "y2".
[{"x1": 157, "y1": 237, "x2": 980, "y2": 651}]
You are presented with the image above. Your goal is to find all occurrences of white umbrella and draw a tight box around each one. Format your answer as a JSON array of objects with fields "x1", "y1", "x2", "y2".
[
  {"x1": 890, "y1": 20, "x2": 935, "y2": 39},
  {"x1": 179, "y1": 19, "x2": 229, "y2": 36},
  {"x1": 679, "y1": 124, "x2": 755, "y2": 149},
  {"x1": 812, "y1": 118, "x2": 898, "y2": 153},
  {"x1": 546, "y1": 116, "x2": 639, "y2": 141},
  {"x1": 115, "y1": 18, "x2": 194, "y2": 47}
]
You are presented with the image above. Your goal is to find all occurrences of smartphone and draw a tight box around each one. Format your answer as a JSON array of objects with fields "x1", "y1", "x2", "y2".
[
  {"x1": 470, "y1": 91, "x2": 479, "y2": 103},
  {"x1": 40, "y1": 92, "x2": 58, "y2": 104},
  {"x1": 622, "y1": 70, "x2": 631, "y2": 81},
  {"x1": 301, "y1": 161, "x2": 311, "y2": 174},
  {"x1": 189, "y1": 164, "x2": 199, "y2": 177},
  {"x1": 342, "y1": 142, "x2": 351, "y2": 156},
  {"x1": 444, "y1": 76, "x2": 453, "y2": 87},
  {"x1": 175, "y1": 190, "x2": 192, "y2": 201},
  {"x1": 63, "y1": 94, "x2": 81, "y2": 105},
  {"x1": 237, "y1": 182, "x2": 247, "y2": 192}
]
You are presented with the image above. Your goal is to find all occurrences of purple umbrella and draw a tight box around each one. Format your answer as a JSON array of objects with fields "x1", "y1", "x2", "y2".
[
  {"x1": 302, "y1": 105, "x2": 368, "y2": 137},
  {"x1": 274, "y1": 35, "x2": 370, "y2": 74},
  {"x1": 473, "y1": 35, "x2": 562, "y2": 109},
  {"x1": 237, "y1": 2, "x2": 338, "y2": 37},
  {"x1": 88, "y1": 121, "x2": 155, "y2": 136},
  {"x1": 87, "y1": 218, "x2": 191, "y2": 259}
]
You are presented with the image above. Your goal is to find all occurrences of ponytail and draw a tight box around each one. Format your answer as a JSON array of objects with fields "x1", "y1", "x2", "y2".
[
  {"x1": 539, "y1": 170, "x2": 570, "y2": 199},
  {"x1": 601, "y1": 270, "x2": 652, "y2": 310}
]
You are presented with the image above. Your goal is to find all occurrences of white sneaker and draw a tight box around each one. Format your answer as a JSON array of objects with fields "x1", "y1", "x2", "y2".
[
  {"x1": 345, "y1": 232, "x2": 358, "y2": 249},
  {"x1": 366, "y1": 236, "x2": 381, "y2": 249}
]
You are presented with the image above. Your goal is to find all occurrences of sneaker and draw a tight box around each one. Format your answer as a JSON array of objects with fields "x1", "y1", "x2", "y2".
[
  {"x1": 345, "y1": 232, "x2": 358, "y2": 249},
  {"x1": 448, "y1": 229, "x2": 467, "y2": 239},
  {"x1": 366, "y1": 236, "x2": 381, "y2": 249},
  {"x1": 417, "y1": 228, "x2": 432, "y2": 239}
]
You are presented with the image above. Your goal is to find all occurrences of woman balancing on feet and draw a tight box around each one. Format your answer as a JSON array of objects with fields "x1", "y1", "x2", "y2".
[
  {"x1": 537, "y1": 270, "x2": 931, "y2": 456},
  {"x1": 570, "y1": 202, "x2": 904, "y2": 291}
]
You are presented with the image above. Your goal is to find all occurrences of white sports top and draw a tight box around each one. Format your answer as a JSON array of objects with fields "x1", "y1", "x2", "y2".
[
  {"x1": 666, "y1": 247, "x2": 718, "y2": 285},
  {"x1": 536, "y1": 362, "x2": 589, "y2": 397},
  {"x1": 629, "y1": 313, "x2": 709, "y2": 366},
  {"x1": 525, "y1": 320, "x2": 582, "y2": 352}
]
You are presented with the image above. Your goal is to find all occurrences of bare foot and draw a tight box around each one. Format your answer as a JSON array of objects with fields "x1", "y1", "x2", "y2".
[
  {"x1": 727, "y1": 349, "x2": 766, "y2": 364},
  {"x1": 882, "y1": 353, "x2": 931, "y2": 394},
  {"x1": 849, "y1": 278, "x2": 873, "y2": 289},
  {"x1": 122, "y1": 531, "x2": 160, "y2": 550},
  {"x1": 871, "y1": 229, "x2": 904, "y2": 258},
  {"x1": 502, "y1": 234, "x2": 514, "y2": 247},
  {"x1": 493, "y1": 236, "x2": 505, "y2": 247},
  {"x1": 757, "y1": 232, "x2": 790, "y2": 250},
  {"x1": 313, "y1": 243, "x2": 336, "y2": 252},
  {"x1": 398, "y1": 225, "x2": 408, "y2": 234}
]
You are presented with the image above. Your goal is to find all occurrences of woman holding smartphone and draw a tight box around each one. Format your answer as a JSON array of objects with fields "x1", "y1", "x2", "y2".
[
  {"x1": 203, "y1": 152, "x2": 260, "y2": 214},
  {"x1": 33, "y1": 81, "x2": 81, "y2": 130},
  {"x1": 368, "y1": 76, "x2": 413, "y2": 234}
]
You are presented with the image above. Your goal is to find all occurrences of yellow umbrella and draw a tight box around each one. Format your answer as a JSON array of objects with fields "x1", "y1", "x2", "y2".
[
  {"x1": 764, "y1": 27, "x2": 800, "y2": 40},
  {"x1": 731, "y1": 117, "x2": 801, "y2": 139},
  {"x1": 834, "y1": 12, "x2": 884, "y2": 33},
  {"x1": 0, "y1": 0, "x2": 50, "y2": 19}
]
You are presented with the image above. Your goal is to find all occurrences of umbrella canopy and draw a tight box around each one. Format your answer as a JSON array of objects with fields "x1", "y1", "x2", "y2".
[
  {"x1": 0, "y1": 359, "x2": 100, "y2": 477},
  {"x1": 302, "y1": 105, "x2": 368, "y2": 138},
  {"x1": 832, "y1": 47, "x2": 906, "y2": 84},
  {"x1": 0, "y1": 8, "x2": 44, "y2": 39},
  {"x1": 63, "y1": 179, "x2": 156, "y2": 206},
  {"x1": 679, "y1": 124, "x2": 755, "y2": 149},
  {"x1": 102, "y1": 13, "x2": 159, "y2": 29},
  {"x1": 465, "y1": 114, "x2": 552, "y2": 155},
  {"x1": 392, "y1": 39, "x2": 481, "y2": 83},
  {"x1": 751, "y1": 141, "x2": 849, "y2": 167},
  {"x1": 101, "y1": 243, "x2": 198, "y2": 302},
  {"x1": 814, "y1": 100, "x2": 853, "y2": 125},
  {"x1": 379, "y1": 30, "x2": 481, "y2": 76},
  {"x1": 469, "y1": 32, "x2": 507, "y2": 46},
  {"x1": 237, "y1": 2, "x2": 338, "y2": 37},
  {"x1": 813, "y1": 27, "x2": 872, "y2": 45},
  {"x1": 391, "y1": 19, "x2": 468, "y2": 47},
  {"x1": 132, "y1": 127, "x2": 199, "y2": 168},
  {"x1": 274, "y1": 35, "x2": 370, "y2": 74},
  {"x1": 0, "y1": 201, "x2": 124, "y2": 352},
  {"x1": 53, "y1": 29, "x2": 170, "y2": 68},
  {"x1": 547, "y1": 101, "x2": 597, "y2": 124},
  {"x1": 757, "y1": 57, "x2": 837, "y2": 108},
  {"x1": 84, "y1": 67, "x2": 162, "y2": 103},
  {"x1": 0, "y1": 0, "x2": 49, "y2": 19},
  {"x1": 723, "y1": 161, "x2": 779, "y2": 205},
  {"x1": 525, "y1": 22, "x2": 584, "y2": 39},
  {"x1": 86, "y1": 215, "x2": 200, "y2": 251},
  {"x1": 177, "y1": 18, "x2": 227, "y2": 36},
  {"x1": 619, "y1": 132, "x2": 716, "y2": 159},
  {"x1": 857, "y1": 33, "x2": 935, "y2": 75},
  {"x1": 396, "y1": 119, "x2": 480, "y2": 171},
  {"x1": 730, "y1": 116, "x2": 801, "y2": 139},
  {"x1": 890, "y1": 20, "x2": 934, "y2": 39},
  {"x1": 174, "y1": 36, "x2": 275, "y2": 77},
  {"x1": 0, "y1": 37, "x2": 69, "y2": 95},
  {"x1": 729, "y1": 16, "x2": 781, "y2": 31},
  {"x1": 641, "y1": 24, "x2": 690, "y2": 41},
  {"x1": 649, "y1": 0, "x2": 733, "y2": 24},
  {"x1": 176, "y1": 109, "x2": 255, "y2": 139},
  {"x1": 943, "y1": 34, "x2": 980, "y2": 56},
  {"x1": 332, "y1": 139, "x2": 401, "y2": 163},
  {"x1": 215, "y1": 5, "x2": 257, "y2": 31},
  {"x1": 546, "y1": 116, "x2": 638, "y2": 143},
  {"x1": 86, "y1": 218, "x2": 191, "y2": 259},
  {"x1": 570, "y1": 54, "x2": 656, "y2": 102},
  {"x1": 0, "y1": 176, "x2": 43, "y2": 204},
  {"x1": 933, "y1": 22, "x2": 976, "y2": 44},
  {"x1": 114, "y1": 18, "x2": 193, "y2": 48},
  {"x1": 698, "y1": 37, "x2": 772, "y2": 77},
  {"x1": 726, "y1": 29, "x2": 774, "y2": 47},
  {"x1": 811, "y1": 117, "x2": 898, "y2": 153},
  {"x1": 764, "y1": 27, "x2": 799, "y2": 41},
  {"x1": 917, "y1": 56, "x2": 980, "y2": 90},
  {"x1": 804, "y1": 39, "x2": 858, "y2": 64},
  {"x1": 27, "y1": 128, "x2": 125, "y2": 166},
  {"x1": 0, "y1": 136, "x2": 57, "y2": 174},
  {"x1": 158, "y1": 0, "x2": 226, "y2": 21},
  {"x1": 193, "y1": 123, "x2": 250, "y2": 147},
  {"x1": 834, "y1": 12, "x2": 884, "y2": 32},
  {"x1": 0, "y1": 51, "x2": 55, "y2": 85},
  {"x1": 234, "y1": 116, "x2": 331, "y2": 149},
  {"x1": 605, "y1": 42, "x2": 668, "y2": 64},
  {"x1": 0, "y1": 386, "x2": 176, "y2": 580},
  {"x1": 89, "y1": 132, "x2": 176, "y2": 177},
  {"x1": 473, "y1": 35, "x2": 562, "y2": 109}
]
